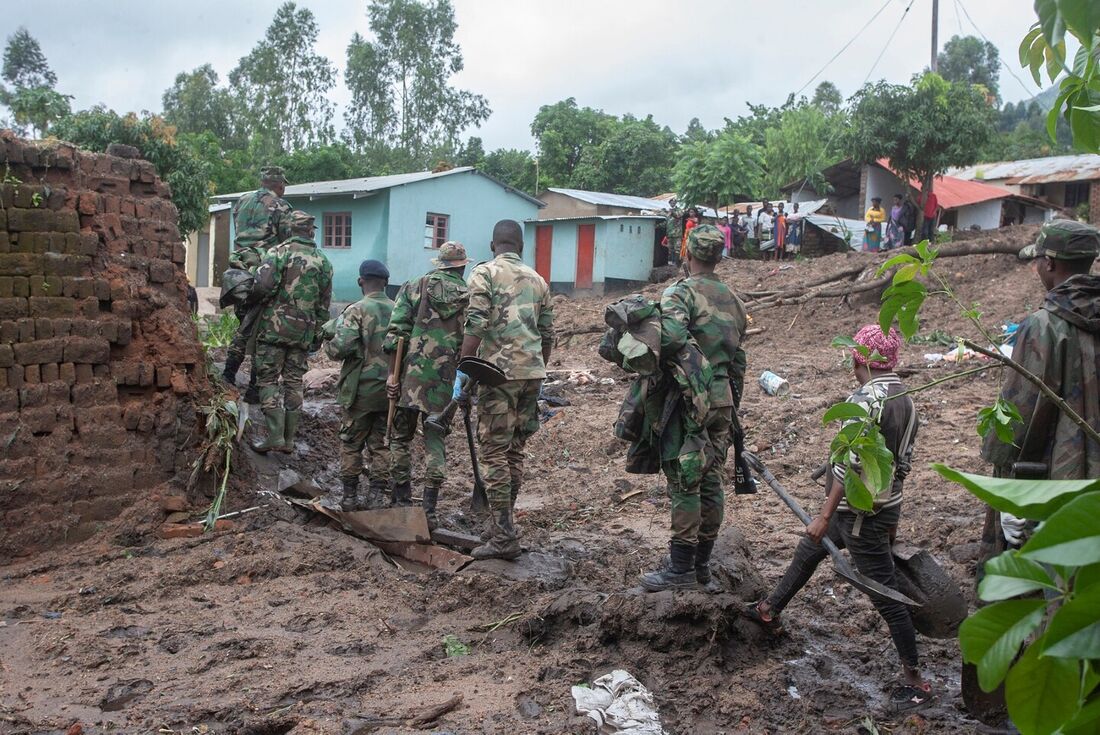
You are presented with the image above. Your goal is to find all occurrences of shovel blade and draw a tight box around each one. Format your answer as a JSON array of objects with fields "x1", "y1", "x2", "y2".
[{"x1": 830, "y1": 555, "x2": 922, "y2": 607}]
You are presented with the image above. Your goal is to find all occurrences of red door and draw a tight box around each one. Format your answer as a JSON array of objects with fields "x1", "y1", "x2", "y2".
[
  {"x1": 576, "y1": 224, "x2": 595, "y2": 289},
  {"x1": 535, "y1": 225, "x2": 552, "y2": 282}
]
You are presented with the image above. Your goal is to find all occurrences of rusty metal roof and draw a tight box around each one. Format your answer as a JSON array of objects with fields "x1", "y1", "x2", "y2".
[{"x1": 949, "y1": 154, "x2": 1100, "y2": 185}]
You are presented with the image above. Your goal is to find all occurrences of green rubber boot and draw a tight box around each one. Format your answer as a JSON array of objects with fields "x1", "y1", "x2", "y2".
[
  {"x1": 251, "y1": 409, "x2": 286, "y2": 453},
  {"x1": 280, "y1": 409, "x2": 301, "y2": 454}
]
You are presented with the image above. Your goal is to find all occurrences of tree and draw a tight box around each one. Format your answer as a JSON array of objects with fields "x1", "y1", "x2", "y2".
[
  {"x1": 344, "y1": 0, "x2": 490, "y2": 163},
  {"x1": 228, "y1": 2, "x2": 336, "y2": 155},
  {"x1": 681, "y1": 117, "x2": 714, "y2": 144},
  {"x1": 162, "y1": 64, "x2": 236, "y2": 145},
  {"x1": 5, "y1": 86, "x2": 71, "y2": 138},
  {"x1": 53, "y1": 108, "x2": 210, "y2": 237},
  {"x1": 571, "y1": 114, "x2": 678, "y2": 196},
  {"x1": 764, "y1": 104, "x2": 845, "y2": 197},
  {"x1": 937, "y1": 34, "x2": 1001, "y2": 102},
  {"x1": 482, "y1": 148, "x2": 535, "y2": 193},
  {"x1": 846, "y1": 72, "x2": 996, "y2": 228},
  {"x1": 530, "y1": 97, "x2": 615, "y2": 188},
  {"x1": 672, "y1": 130, "x2": 763, "y2": 210},
  {"x1": 2, "y1": 28, "x2": 56, "y2": 90},
  {"x1": 456, "y1": 136, "x2": 485, "y2": 167},
  {"x1": 812, "y1": 81, "x2": 844, "y2": 114},
  {"x1": 0, "y1": 27, "x2": 69, "y2": 137}
]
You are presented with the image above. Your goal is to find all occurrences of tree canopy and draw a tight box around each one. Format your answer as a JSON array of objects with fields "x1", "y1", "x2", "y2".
[
  {"x1": 0, "y1": 27, "x2": 69, "y2": 137},
  {"x1": 937, "y1": 34, "x2": 1001, "y2": 102}
]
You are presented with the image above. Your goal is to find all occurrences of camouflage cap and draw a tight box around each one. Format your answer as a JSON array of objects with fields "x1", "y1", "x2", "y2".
[
  {"x1": 287, "y1": 210, "x2": 315, "y2": 235},
  {"x1": 431, "y1": 241, "x2": 469, "y2": 269},
  {"x1": 686, "y1": 224, "x2": 725, "y2": 263},
  {"x1": 260, "y1": 165, "x2": 288, "y2": 184},
  {"x1": 1019, "y1": 219, "x2": 1100, "y2": 261}
]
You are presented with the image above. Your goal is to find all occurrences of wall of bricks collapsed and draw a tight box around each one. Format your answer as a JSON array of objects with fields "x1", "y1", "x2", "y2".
[{"x1": 0, "y1": 131, "x2": 205, "y2": 558}]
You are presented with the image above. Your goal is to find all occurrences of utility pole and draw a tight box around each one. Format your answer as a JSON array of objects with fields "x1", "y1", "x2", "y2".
[{"x1": 930, "y1": 0, "x2": 939, "y2": 72}]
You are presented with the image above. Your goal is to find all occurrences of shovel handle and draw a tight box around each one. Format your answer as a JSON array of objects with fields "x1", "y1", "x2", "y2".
[
  {"x1": 463, "y1": 405, "x2": 489, "y2": 512},
  {"x1": 385, "y1": 337, "x2": 406, "y2": 441},
  {"x1": 744, "y1": 453, "x2": 844, "y2": 558}
]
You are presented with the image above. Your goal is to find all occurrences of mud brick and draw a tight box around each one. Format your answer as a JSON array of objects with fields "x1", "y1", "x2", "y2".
[
  {"x1": 111, "y1": 300, "x2": 140, "y2": 319},
  {"x1": 59, "y1": 362, "x2": 75, "y2": 385},
  {"x1": 23, "y1": 364, "x2": 39, "y2": 384},
  {"x1": 114, "y1": 319, "x2": 132, "y2": 346},
  {"x1": 155, "y1": 365, "x2": 172, "y2": 388},
  {"x1": 137, "y1": 362, "x2": 154, "y2": 387},
  {"x1": 40, "y1": 363, "x2": 58, "y2": 383},
  {"x1": 0, "y1": 235, "x2": 7, "y2": 255},
  {"x1": 46, "y1": 234, "x2": 68, "y2": 253},
  {"x1": 29, "y1": 274, "x2": 62, "y2": 297},
  {"x1": 148, "y1": 259, "x2": 175, "y2": 284},
  {"x1": 0, "y1": 253, "x2": 41, "y2": 276},
  {"x1": 74, "y1": 363, "x2": 93, "y2": 384},
  {"x1": 109, "y1": 282, "x2": 128, "y2": 301},
  {"x1": 0, "y1": 377, "x2": 11, "y2": 403},
  {"x1": 77, "y1": 192, "x2": 97, "y2": 216},
  {"x1": 17, "y1": 318, "x2": 34, "y2": 342},
  {"x1": 0, "y1": 297, "x2": 28, "y2": 319},
  {"x1": 34, "y1": 318, "x2": 53, "y2": 340},
  {"x1": 14, "y1": 232, "x2": 36, "y2": 253},
  {"x1": 63, "y1": 233, "x2": 80, "y2": 254},
  {"x1": 20, "y1": 405, "x2": 55, "y2": 434},
  {"x1": 11, "y1": 277, "x2": 28, "y2": 297},
  {"x1": 111, "y1": 361, "x2": 138, "y2": 386},
  {"x1": 122, "y1": 404, "x2": 140, "y2": 430},
  {"x1": 78, "y1": 421, "x2": 128, "y2": 451},
  {"x1": 63, "y1": 337, "x2": 109, "y2": 364},
  {"x1": 0, "y1": 207, "x2": 5, "y2": 230},
  {"x1": 61, "y1": 277, "x2": 94, "y2": 299},
  {"x1": 87, "y1": 176, "x2": 129, "y2": 196},
  {"x1": 0, "y1": 457, "x2": 36, "y2": 482},
  {"x1": 0, "y1": 276, "x2": 10, "y2": 297},
  {"x1": 93, "y1": 363, "x2": 109, "y2": 378},
  {"x1": 172, "y1": 243, "x2": 186, "y2": 265},
  {"x1": 75, "y1": 296, "x2": 100, "y2": 318},
  {"x1": 93, "y1": 278, "x2": 111, "y2": 301},
  {"x1": 41, "y1": 253, "x2": 90, "y2": 277},
  {"x1": 103, "y1": 194, "x2": 120, "y2": 214},
  {"x1": 79, "y1": 233, "x2": 99, "y2": 255},
  {"x1": 13, "y1": 338, "x2": 64, "y2": 364},
  {"x1": 71, "y1": 378, "x2": 118, "y2": 407},
  {"x1": 97, "y1": 320, "x2": 118, "y2": 342},
  {"x1": 28, "y1": 297, "x2": 75, "y2": 318},
  {"x1": 0, "y1": 321, "x2": 16, "y2": 343},
  {"x1": 170, "y1": 370, "x2": 190, "y2": 394},
  {"x1": 71, "y1": 319, "x2": 95, "y2": 338},
  {"x1": 0, "y1": 344, "x2": 11, "y2": 368},
  {"x1": 75, "y1": 405, "x2": 121, "y2": 434},
  {"x1": 51, "y1": 318, "x2": 70, "y2": 337},
  {"x1": 18, "y1": 382, "x2": 49, "y2": 408}
]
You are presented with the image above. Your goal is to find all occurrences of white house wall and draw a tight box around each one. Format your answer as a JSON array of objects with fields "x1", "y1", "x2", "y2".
[{"x1": 956, "y1": 199, "x2": 1003, "y2": 230}]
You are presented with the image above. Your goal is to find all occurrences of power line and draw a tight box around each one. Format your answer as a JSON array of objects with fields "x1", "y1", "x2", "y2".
[
  {"x1": 864, "y1": 0, "x2": 918, "y2": 85},
  {"x1": 793, "y1": 0, "x2": 896, "y2": 99},
  {"x1": 954, "y1": 0, "x2": 1037, "y2": 98}
]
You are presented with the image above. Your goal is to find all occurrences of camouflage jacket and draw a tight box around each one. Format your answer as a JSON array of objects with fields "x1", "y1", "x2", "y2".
[
  {"x1": 253, "y1": 236, "x2": 333, "y2": 350},
  {"x1": 981, "y1": 274, "x2": 1100, "y2": 479},
  {"x1": 465, "y1": 253, "x2": 554, "y2": 380},
  {"x1": 384, "y1": 269, "x2": 469, "y2": 413},
  {"x1": 666, "y1": 207, "x2": 684, "y2": 240},
  {"x1": 660, "y1": 273, "x2": 748, "y2": 408},
  {"x1": 233, "y1": 187, "x2": 291, "y2": 251},
  {"x1": 325, "y1": 292, "x2": 393, "y2": 413}
]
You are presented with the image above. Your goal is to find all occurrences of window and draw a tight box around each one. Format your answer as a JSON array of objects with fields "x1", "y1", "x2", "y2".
[
  {"x1": 1065, "y1": 182, "x2": 1090, "y2": 208},
  {"x1": 323, "y1": 212, "x2": 352, "y2": 249},
  {"x1": 424, "y1": 213, "x2": 449, "y2": 249}
]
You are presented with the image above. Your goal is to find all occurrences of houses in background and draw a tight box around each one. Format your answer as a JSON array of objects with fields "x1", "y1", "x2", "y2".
[
  {"x1": 523, "y1": 215, "x2": 661, "y2": 295},
  {"x1": 948, "y1": 153, "x2": 1100, "y2": 224}
]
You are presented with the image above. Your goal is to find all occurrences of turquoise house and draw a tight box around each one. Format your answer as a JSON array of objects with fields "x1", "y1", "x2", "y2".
[
  {"x1": 213, "y1": 167, "x2": 543, "y2": 303},
  {"x1": 522, "y1": 216, "x2": 662, "y2": 295}
]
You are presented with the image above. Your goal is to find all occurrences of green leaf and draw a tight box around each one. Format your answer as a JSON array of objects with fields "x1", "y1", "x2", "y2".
[
  {"x1": 1059, "y1": 0, "x2": 1100, "y2": 46},
  {"x1": 1063, "y1": 695, "x2": 1100, "y2": 735},
  {"x1": 932, "y1": 465, "x2": 1100, "y2": 520},
  {"x1": 959, "y1": 599, "x2": 1046, "y2": 691},
  {"x1": 1005, "y1": 641, "x2": 1082, "y2": 735},
  {"x1": 1034, "y1": 0, "x2": 1066, "y2": 47},
  {"x1": 1043, "y1": 583, "x2": 1100, "y2": 658},
  {"x1": 822, "y1": 403, "x2": 869, "y2": 425},
  {"x1": 978, "y1": 551, "x2": 1059, "y2": 601},
  {"x1": 1076, "y1": 563, "x2": 1100, "y2": 591},
  {"x1": 877, "y1": 253, "x2": 919, "y2": 276},
  {"x1": 844, "y1": 471, "x2": 874, "y2": 512},
  {"x1": 830, "y1": 335, "x2": 858, "y2": 349},
  {"x1": 1021, "y1": 492, "x2": 1100, "y2": 566},
  {"x1": 857, "y1": 430, "x2": 894, "y2": 494},
  {"x1": 892, "y1": 263, "x2": 920, "y2": 286},
  {"x1": 913, "y1": 239, "x2": 937, "y2": 264}
]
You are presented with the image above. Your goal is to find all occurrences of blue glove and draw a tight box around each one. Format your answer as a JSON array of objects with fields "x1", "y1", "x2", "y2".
[{"x1": 453, "y1": 370, "x2": 470, "y2": 401}]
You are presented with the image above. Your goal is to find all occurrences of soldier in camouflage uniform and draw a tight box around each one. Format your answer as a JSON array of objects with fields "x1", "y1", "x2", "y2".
[
  {"x1": 251, "y1": 210, "x2": 334, "y2": 454},
  {"x1": 664, "y1": 196, "x2": 684, "y2": 266},
  {"x1": 980, "y1": 220, "x2": 1100, "y2": 543},
  {"x1": 325, "y1": 259, "x2": 394, "y2": 510},
  {"x1": 459, "y1": 220, "x2": 554, "y2": 560},
  {"x1": 642, "y1": 224, "x2": 748, "y2": 591},
  {"x1": 224, "y1": 166, "x2": 293, "y2": 402},
  {"x1": 384, "y1": 242, "x2": 470, "y2": 521}
]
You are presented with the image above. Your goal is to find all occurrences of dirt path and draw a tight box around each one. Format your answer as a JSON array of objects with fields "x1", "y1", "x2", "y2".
[{"x1": 0, "y1": 233, "x2": 1050, "y2": 734}]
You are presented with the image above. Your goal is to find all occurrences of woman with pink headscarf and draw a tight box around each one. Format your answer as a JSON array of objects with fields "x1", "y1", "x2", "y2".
[{"x1": 746, "y1": 325, "x2": 930, "y2": 713}]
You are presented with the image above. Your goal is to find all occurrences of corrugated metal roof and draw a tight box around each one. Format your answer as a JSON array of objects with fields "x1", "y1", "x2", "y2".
[
  {"x1": 949, "y1": 154, "x2": 1100, "y2": 185},
  {"x1": 525, "y1": 215, "x2": 663, "y2": 223},
  {"x1": 545, "y1": 187, "x2": 670, "y2": 211},
  {"x1": 212, "y1": 167, "x2": 544, "y2": 207}
]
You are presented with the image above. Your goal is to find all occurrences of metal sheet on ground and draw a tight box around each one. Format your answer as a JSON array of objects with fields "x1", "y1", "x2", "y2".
[
  {"x1": 373, "y1": 541, "x2": 472, "y2": 573},
  {"x1": 317, "y1": 505, "x2": 431, "y2": 544}
]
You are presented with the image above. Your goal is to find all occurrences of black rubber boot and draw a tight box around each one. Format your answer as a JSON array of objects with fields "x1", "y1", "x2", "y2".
[
  {"x1": 243, "y1": 369, "x2": 260, "y2": 405},
  {"x1": 422, "y1": 484, "x2": 440, "y2": 531},
  {"x1": 358, "y1": 480, "x2": 387, "y2": 510},
  {"x1": 641, "y1": 542, "x2": 698, "y2": 592},
  {"x1": 340, "y1": 476, "x2": 359, "y2": 511},
  {"x1": 695, "y1": 539, "x2": 722, "y2": 593},
  {"x1": 471, "y1": 507, "x2": 521, "y2": 560},
  {"x1": 221, "y1": 356, "x2": 242, "y2": 386},
  {"x1": 392, "y1": 481, "x2": 412, "y2": 506}
]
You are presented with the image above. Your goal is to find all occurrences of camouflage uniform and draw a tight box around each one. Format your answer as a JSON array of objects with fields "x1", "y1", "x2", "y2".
[
  {"x1": 665, "y1": 203, "x2": 684, "y2": 265},
  {"x1": 326, "y1": 291, "x2": 394, "y2": 492},
  {"x1": 466, "y1": 249, "x2": 554, "y2": 557},
  {"x1": 384, "y1": 243, "x2": 470, "y2": 510},
  {"x1": 251, "y1": 210, "x2": 334, "y2": 453},
  {"x1": 225, "y1": 167, "x2": 292, "y2": 383}
]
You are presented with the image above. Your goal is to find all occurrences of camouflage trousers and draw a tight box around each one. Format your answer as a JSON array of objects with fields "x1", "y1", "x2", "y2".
[
  {"x1": 390, "y1": 408, "x2": 446, "y2": 487},
  {"x1": 340, "y1": 406, "x2": 390, "y2": 484},
  {"x1": 254, "y1": 342, "x2": 308, "y2": 412},
  {"x1": 477, "y1": 379, "x2": 541, "y2": 509},
  {"x1": 225, "y1": 305, "x2": 258, "y2": 366},
  {"x1": 664, "y1": 407, "x2": 733, "y2": 545}
]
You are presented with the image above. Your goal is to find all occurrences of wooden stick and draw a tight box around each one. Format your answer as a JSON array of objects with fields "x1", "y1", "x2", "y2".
[
  {"x1": 385, "y1": 337, "x2": 405, "y2": 442},
  {"x1": 406, "y1": 694, "x2": 463, "y2": 726},
  {"x1": 786, "y1": 303, "x2": 806, "y2": 332}
]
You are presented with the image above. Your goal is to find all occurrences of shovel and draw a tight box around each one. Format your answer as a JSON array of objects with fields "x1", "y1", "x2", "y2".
[
  {"x1": 424, "y1": 357, "x2": 506, "y2": 433},
  {"x1": 462, "y1": 404, "x2": 489, "y2": 513},
  {"x1": 743, "y1": 452, "x2": 921, "y2": 608}
]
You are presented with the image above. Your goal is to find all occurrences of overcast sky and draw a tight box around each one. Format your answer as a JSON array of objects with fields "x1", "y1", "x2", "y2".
[{"x1": 8, "y1": 0, "x2": 1043, "y2": 151}]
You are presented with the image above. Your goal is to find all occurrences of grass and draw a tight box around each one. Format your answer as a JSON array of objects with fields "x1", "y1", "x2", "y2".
[
  {"x1": 442, "y1": 634, "x2": 469, "y2": 657},
  {"x1": 192, "y1": 311, "x2": 240, "y2": 351}
]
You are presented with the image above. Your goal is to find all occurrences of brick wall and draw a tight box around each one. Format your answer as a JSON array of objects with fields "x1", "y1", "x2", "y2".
[
  {"x1": 0, "y1": 131, "x2": 205, "y2": 558},
  {"x1": 1090, "y1": 180, "x2": 1100, "y2": 224}
]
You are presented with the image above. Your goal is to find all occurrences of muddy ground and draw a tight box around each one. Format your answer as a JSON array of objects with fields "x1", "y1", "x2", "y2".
[{"x1": 0, "y1": 227, "x2": 1053, "y2": 734}]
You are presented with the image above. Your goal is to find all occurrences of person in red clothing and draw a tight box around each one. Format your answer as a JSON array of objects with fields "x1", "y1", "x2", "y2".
[
  {"x1": 679, "y1": 208, "x2": 700, "y2": 262},
  {"x1": 774, "y1": 204, "x2": 787, "y2": 261},
  {"x1": 920, "y1": 190, "x2": 940, "y2": 243}
]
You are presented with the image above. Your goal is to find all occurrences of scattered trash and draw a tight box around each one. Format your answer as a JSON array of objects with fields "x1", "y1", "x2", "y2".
[
  {"x1": 442, "y1": 633, "x2": 469, "y2": 657},
  {"x1": 787, "y1": 685, "x2": 801, "y2": 700},
  {"x1": 759, "y1": 370, "x2": 791, "y2": 397},
  {"x1": 302, "y1": 366, "x2": 339, "y2": 392},
  {"x1": 572, "y1": 669, "x2": 665, "y2": 734},
  {"x1": 41, "y1": 611, "x2": 62, "y2": 619}
]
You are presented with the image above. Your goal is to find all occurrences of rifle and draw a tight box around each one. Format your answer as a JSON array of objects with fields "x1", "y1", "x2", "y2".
[{"x1": 385, "y1": 337, "x2": 405, "y2": 442}]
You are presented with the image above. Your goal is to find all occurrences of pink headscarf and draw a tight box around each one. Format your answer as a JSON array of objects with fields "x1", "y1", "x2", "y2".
[{"x1": 852, "y1": 324, "x2": 902, "y2": 370}]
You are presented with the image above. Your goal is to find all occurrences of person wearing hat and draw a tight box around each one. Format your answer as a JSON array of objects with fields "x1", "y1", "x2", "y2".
[
  {"x1": 979, "y1": 220, "x2": 1100, "y2": 544},
  {"x1": 663, "y1": 196, "x2": 685, "y2": 266},
  {"x1": 323, "y1": 259, "x2": 394, "y2": 510},
  {"x1": 384, "y1": 241, "x2": 471, "y2": 524},
  {"x1": 250, "y1": 210, "x2": 333, "y2": 454},
  {"x1": 223, "y1": 165, "x2": 292, "y2": 401},
  {"x1": 641, "y1": 224, "x2": 748, "y2": 592}
]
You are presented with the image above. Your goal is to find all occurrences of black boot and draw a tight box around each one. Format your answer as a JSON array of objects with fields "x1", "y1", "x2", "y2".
[
  {"x1": 243, "y1": 369, "x2": 260, "y2": 405},
  {"x1": 422, "y1": 484, "x2": 440, "y2": 530},
  {"x1": 221, "y1": 356, "x2": 242, "y2": 386},
  {"x1": 358, "y1": 480, "x2": 387, "y2": 510},
  {"x1": 641, "y1": 542, "x2": 698, "y2": 592},
  {"x1": 392, "y1": 481, "x2": 412, "y2": 506},
  {"x1": 471, "y1": 506, "x2": 521, "y2": 560},
  {"x1": 340, "y1": 476, "x2": 359, "y2": 511},
  {"x1": 695, "y1": 539, "x2": 721, "y2": 593}
]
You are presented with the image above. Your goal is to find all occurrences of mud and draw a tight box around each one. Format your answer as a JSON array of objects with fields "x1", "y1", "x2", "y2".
[{"x1": 0, "y1": 226, "x2": 1057, "y2": 733}]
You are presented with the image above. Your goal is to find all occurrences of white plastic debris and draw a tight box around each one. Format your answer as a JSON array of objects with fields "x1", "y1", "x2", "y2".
[{"x1": 571, "y1": 669, "x2": 666, "y2": 734}]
